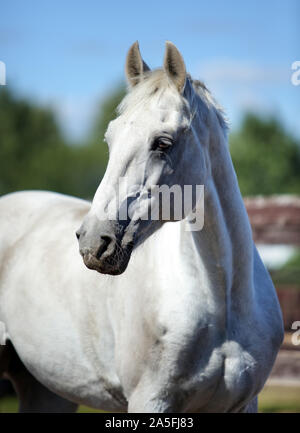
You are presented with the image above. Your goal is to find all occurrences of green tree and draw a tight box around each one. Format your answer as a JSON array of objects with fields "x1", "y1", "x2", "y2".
[
  {"x1": 5, "y1": 86, "x2": 299, "y2": 202},
  {"x1": 73, "y1": 84, "x2": 126, "y2": 199},
  {"x1": 0, "y1": 87, "x2": 74, "y2": 195},
  {"x1": 230, "y1": 113, "x2": 300, "y2": 196},
  {"x1": 88, "y1": 85, "x2": 126, "y2": 162},
  {"x1": 0, "y1": 85, "x2": 126, "y2": 199}
]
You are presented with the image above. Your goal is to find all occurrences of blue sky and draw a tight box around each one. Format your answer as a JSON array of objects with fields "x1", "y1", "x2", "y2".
[{"x1": 1, "y1": 0, "x2": 299, "y2": 140}]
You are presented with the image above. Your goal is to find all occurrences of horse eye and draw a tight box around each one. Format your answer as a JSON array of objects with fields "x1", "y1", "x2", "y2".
[{"x1": 152, "y1": 137, "x2": 173, "y2": 151}]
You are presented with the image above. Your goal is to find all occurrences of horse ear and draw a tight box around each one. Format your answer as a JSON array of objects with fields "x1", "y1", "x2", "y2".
[
  {"x1": 163, "y1": 41, "x2": 186, "y2": 93},
  {"x1": 125, "y1": 41, "x2": 150, "y2": 87}
]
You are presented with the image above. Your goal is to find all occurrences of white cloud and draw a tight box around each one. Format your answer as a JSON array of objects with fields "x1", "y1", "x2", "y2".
[
  {"x1": 190, "y1": 58, "x2": 292, "y2": 131},
  {"x1": 257, "y1": 244, "x2": 297, "y2": 269},
  {"x1": 46, "y1": 95, "x2": 100, "y2": 141},
  {"x1": 194, "y1": 59, "x2": 289, "y2": 85},
  {"x1": 58, "y1": 98, "x2": 99, "y2": 140}
]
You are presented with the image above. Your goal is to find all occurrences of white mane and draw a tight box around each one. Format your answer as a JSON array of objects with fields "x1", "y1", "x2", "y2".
[{"x1": 118, "y1": 69, "x2": 228, "y2": 132}]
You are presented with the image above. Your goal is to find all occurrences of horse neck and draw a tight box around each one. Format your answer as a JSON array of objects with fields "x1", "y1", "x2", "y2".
[{"x1": 183, "y1": 111, "x2": 254, "y2": 312}]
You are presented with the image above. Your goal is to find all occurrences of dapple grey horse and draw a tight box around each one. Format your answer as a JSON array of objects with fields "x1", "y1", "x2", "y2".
[{"x1": 0, "y1": 42, "x2": 283, "y2": 412}]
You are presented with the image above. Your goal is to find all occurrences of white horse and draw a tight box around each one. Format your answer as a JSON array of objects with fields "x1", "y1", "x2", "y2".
[{"x1": 0, "y1": 42, "x2": 283, "y2": 413}]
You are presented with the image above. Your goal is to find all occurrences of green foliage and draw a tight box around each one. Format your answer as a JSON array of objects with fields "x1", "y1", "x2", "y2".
[
  {"x1": 89, "y1": 84, "x2": 126, "y2": 147},
  {"x1": 271, "y1": 249, "x2": 300, "y2": 287},
  {"x1": 281, "y1": 249, "x2": 300, "y2": 270},
  {"x1": 0, "y1": 86, "x2": 125, "y2": 199},
  {"x1": 83, "y1": 85, "x2": 126, "y2": 197},
  {"x1": 0, "y1": 87, "x2": 67, "y2": 194},
  {"x1": 230, "y1": 113, "x2": 300, "y2": 196},
  {"x1": 1, "y1": 87, "x2": 300, "y2": 201}
]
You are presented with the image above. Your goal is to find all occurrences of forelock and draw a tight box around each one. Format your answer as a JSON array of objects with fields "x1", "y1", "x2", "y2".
[
  {"x1": 117, "y1": 69, "x2": 228, "y2": 132},
  {"x1": 117, "y1": 69, "x2": 183, "y2": 117}
]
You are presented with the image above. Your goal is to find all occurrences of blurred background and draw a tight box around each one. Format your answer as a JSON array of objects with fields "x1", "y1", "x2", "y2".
[{"x1": 0, "y1": 0, "x2": 299, "y2": 412}]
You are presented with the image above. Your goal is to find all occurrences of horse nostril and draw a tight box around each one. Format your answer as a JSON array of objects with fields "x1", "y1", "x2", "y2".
[
  {"x1": 75, "y1": 230, "x2": 80, "y2": 240},
  {"x1": 96, "y1": 235, "x2": 113, "y2": 260}
]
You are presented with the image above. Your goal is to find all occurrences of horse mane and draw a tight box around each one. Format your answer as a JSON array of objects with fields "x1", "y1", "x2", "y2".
[
  {"x1": 187, "y1": 74, "x2": 229, "y2": 132},
  {"x1": 118, "y1": 69, "x2": 228, "y2": 133}
]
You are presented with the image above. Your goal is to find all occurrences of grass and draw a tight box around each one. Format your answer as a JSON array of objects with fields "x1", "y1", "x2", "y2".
[
  {"x1": 0, "y1": 385, "x2": 299, "y2": 413},
  {"x1": 0, "y1": 396, "x2": 17, "y2": 413},
  {"x1": 258, "y1": 385, "x2": 300, "y2": 413}
]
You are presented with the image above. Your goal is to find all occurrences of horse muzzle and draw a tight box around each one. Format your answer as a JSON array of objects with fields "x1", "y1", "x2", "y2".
[{"x1": 76, "y1": 220, "x2": 134, "y2": 275}]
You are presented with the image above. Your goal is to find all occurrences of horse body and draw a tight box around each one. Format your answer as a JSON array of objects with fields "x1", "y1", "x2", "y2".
[
  {"x1": 0, "y1": 188, "x2": 282, "y2": 412},
  {"x1": 0, "y1": 191, "x2": 132, "y2": 410},
  {"x1": 0, "y1": 42, "x2": 283, "y2": 412}
]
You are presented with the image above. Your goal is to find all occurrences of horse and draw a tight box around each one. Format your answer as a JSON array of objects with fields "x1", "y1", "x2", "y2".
[{"x1": 0, "y1": 41, "x2": 283, "y2": 413}]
